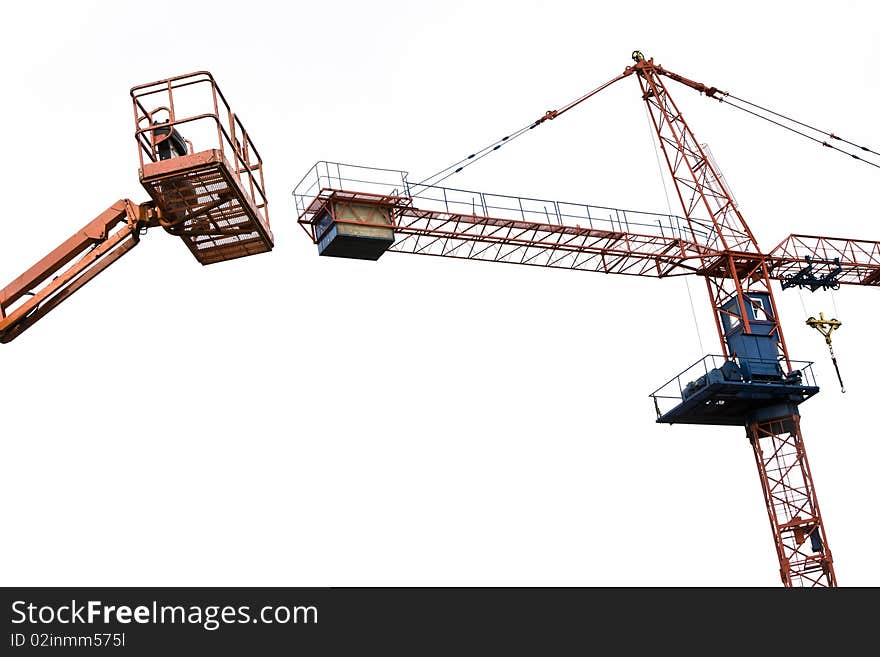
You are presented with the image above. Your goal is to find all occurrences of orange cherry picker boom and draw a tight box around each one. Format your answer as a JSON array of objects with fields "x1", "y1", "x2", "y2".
[
  {"x1": 0, "y1": 72, "x2": 273, "y2": 343},
  {"x1": 293, "y1": 53, "x2": 880, "y2": 586}
]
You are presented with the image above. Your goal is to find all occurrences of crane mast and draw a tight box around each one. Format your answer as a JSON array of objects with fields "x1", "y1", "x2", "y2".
[
  {"x1": 294, "y1": 54, "x2": 880, "y2": 586},
  {"x1": 631, "y1": 54, "x2": 835, "y2": 586}
]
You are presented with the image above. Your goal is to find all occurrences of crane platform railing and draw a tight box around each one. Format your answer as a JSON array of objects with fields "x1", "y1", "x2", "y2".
[
  {"x1": 649, "y1": 353, "x2": 819, "y2": 426},
  {"x1": 295, "y1": 162, "x2": 713, "y2": 243}
]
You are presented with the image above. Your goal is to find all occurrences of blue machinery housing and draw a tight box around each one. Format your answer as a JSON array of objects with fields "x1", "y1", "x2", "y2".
[
  {"x1": 650, "y1": 355, "x2": 819, "y2": 426},
  {"x1": 315, "y1": 206, "x2": 394, "y2": 261},
  {"x1": 651, "y1": 292, "x2": 820, "y2": 426}
]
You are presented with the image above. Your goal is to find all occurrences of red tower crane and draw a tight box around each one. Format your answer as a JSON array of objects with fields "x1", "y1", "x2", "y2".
[
  {"x1": 294, "y1": 53, "x2": 880, "y2": 587},
  {"x1": 0, "y1": 72, "x2": 273, "y2": 343}
]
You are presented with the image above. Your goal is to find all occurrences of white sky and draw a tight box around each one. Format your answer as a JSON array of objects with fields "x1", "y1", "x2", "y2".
[{"x1": 1, "y1": 1, "x2": 877, "y2": 586}]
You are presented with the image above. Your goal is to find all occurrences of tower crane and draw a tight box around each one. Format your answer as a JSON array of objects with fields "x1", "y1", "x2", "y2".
[
  {"x1": 0, "y1": 71, "x2": 273, "y2": 343},
  {"x1": 293, "y1": 53, "x2": 880, "y2": 587}
]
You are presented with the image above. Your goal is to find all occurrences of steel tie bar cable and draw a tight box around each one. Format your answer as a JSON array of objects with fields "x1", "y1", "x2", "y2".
[{"x1": 410, "y1": 73, "x2": 628, "y2": 195}]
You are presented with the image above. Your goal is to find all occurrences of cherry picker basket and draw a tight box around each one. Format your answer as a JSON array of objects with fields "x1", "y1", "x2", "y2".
[{"x1": 131, "y1": 72, "x2": 273, "y2": 265}]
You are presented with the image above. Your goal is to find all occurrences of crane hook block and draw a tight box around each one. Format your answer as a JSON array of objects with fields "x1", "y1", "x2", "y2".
[{"x1": 806, "y1": 312, "x2": 846, "y2": 393}]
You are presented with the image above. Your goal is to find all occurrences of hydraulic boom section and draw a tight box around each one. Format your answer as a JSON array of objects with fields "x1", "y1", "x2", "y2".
[{"x1": 0, "y1": 200, "x2": 157, "y2": 343}]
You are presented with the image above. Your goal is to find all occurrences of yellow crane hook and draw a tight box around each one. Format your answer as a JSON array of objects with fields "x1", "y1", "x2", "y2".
[{"x1": 806, "y1": 312, "x2": 845, "y2": 393}]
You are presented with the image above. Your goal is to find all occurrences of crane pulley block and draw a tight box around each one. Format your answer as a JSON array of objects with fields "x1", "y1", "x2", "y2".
[
  {"x1": 806, "y1": 313, "x2": 846, "y2": 392},
  {"x1": 781, "y1": 255, "x2": 842, "y2": 292},
  {"x1": 806, "y1": 312, "x2": 842, "y2": 344}
]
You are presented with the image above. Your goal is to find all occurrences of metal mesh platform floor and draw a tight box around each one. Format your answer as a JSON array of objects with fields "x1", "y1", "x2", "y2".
[{"x1": 140, "y1": 150, "x2": 273, "y2": 265}]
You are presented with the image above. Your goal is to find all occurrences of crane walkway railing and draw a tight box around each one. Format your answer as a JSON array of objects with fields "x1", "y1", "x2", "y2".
[
  {"x1": 294, "y1": 162, "x2": 720, "y2": 276},
  {"x1": 294, "y1": 161, "x2": 715, "y2": 245},
  {"x1": 649, "y1": 353, "x2": 819, "y2": 418}
]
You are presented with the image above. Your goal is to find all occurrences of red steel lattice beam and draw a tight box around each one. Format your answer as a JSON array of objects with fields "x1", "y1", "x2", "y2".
[
  {"x1": 632, "y1": 56, "x2": 837, "y2": 587},
  {"x1": 391, "y1": 202, "x2": 713, "y2": 278},
  {"x1": 768, "y1": 234, "x2": 880, "y2": 287},
  {"x1": 300, "y1": 189, "x2": 718, "y2": 278},
  {"x1": 749, "y1": 416, "x2": 836, "y2": 587}
]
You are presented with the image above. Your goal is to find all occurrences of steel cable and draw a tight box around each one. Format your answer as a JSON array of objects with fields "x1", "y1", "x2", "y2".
[
  {"x1": 409, "y1": 74, "x2": 627, "y2": 196},
  {"x1": 716, "y1": 94, "x2": 880, "y2": 170}
]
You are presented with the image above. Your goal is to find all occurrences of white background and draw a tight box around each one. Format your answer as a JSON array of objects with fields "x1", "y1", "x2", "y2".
[{"x1": 1, "y1": 1, "x2": 877, "y2": 586}]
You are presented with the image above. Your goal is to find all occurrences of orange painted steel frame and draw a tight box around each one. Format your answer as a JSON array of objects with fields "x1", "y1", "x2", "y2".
[
  {"x1": 1, "y1": 72, "x2": 272, "y2": 343},
  {"x1": 0, "y1": 201, "x2": 157, "y2": 343},
  {"x1": 131, "y1": 72, "x2": 273, "y2": 265}
]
